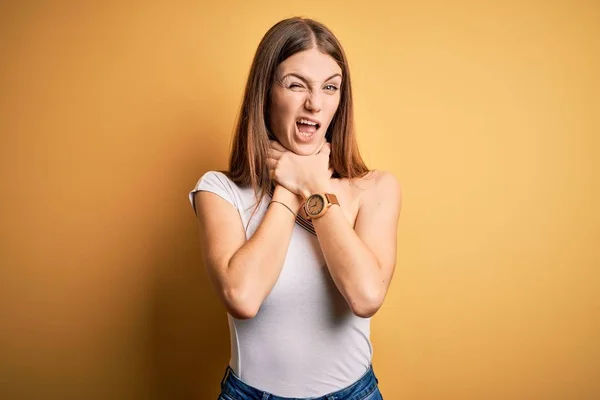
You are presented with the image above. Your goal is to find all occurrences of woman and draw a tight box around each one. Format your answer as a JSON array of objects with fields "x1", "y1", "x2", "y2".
[{"x1": 190, "y1": 17, "x2": 401, "y2": 400}]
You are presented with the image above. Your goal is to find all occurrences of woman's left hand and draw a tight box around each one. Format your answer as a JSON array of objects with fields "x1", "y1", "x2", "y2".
[{"x1": 267, "y1": 140, "x2": 333, "y2": 199}]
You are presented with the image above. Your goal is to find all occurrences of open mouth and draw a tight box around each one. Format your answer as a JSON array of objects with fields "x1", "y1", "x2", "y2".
[{"x1": 296, "y1": 118, "x2": 321, "y2": 138}]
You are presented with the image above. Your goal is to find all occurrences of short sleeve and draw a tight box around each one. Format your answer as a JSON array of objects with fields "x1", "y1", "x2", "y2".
[{"x1": 189, "y1": 171, "x2": 238, "y2": 216}]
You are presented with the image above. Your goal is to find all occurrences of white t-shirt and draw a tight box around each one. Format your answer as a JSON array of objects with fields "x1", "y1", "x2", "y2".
[{"x1": 189, "y1": 171, "x2": 372, "y2": 397}]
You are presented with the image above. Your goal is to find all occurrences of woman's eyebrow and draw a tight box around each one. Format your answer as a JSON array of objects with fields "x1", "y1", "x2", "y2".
[{"x1": 281, "y1": 72, "x2": 343, "y2": 83}]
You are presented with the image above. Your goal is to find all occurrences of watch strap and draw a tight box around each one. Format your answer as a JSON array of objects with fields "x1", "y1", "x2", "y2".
[{"x1": 324, "y1": 193, "x2": 339, "y2": 206}]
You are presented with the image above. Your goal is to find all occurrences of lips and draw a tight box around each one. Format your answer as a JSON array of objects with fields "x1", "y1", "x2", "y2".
[{"x1": 296, "y1": 117, "x2": 321, "y2": 130}]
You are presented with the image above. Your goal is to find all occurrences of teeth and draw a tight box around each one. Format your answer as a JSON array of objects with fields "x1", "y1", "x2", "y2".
[{"x1": 297, "y1": 119, "x2": 318, "y2": 126}]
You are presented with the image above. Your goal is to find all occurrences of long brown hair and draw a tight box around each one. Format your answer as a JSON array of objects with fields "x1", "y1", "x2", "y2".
[{"x1": 228, "y1": 17, "x2": 369, "y2": 201}]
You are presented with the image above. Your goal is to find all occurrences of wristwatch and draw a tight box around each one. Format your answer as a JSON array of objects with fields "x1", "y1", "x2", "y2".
[{"x1": 303, "y1": 193, "x2": 339, "y2": 219}]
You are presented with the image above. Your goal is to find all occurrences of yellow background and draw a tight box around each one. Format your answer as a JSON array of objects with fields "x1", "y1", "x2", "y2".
[{"x1": 1, "y1": 1, "x2": 598, "y2": 399}]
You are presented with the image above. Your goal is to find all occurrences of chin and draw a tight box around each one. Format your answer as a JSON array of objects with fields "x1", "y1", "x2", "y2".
[{"x1": 288, "y1": 140, "x2": 322, "y2": 156}]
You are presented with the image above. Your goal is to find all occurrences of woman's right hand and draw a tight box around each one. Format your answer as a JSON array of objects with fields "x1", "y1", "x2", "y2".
[{"x1": 268, "y1": 139, "x2": 333, "y2": 199}]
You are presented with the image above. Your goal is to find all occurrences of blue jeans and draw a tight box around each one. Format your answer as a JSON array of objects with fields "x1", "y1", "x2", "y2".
[{"x1": 218, "y1": 365, "x2": 383, "y2": 400}]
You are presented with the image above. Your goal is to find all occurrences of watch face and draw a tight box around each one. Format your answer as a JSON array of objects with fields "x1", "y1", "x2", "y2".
[{"x1": 306, "y1": 194, "x2": 325, "y2": 216}]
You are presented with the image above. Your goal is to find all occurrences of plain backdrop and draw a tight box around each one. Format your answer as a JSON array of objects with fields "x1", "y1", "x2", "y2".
[{"x1": 1, "y1": 1, "x2": 598, "y2": 399}]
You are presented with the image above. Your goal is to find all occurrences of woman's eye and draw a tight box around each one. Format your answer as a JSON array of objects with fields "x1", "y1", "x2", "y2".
[
  {"x1": 289, "y1": 83, "x2": 304, "y2": 89},
  {"x1": 324, "y1": 84, "x2": 339, "y2": 92}
]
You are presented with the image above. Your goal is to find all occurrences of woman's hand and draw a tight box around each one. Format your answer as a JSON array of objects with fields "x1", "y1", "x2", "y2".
[{"x1": 267, "y1": 139, "x2": 333, "y2": 199}]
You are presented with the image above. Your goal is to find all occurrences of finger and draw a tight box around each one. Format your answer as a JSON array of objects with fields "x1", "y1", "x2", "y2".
[
  {"x1": 268, "y1": 148, "x2": 282, "y2": 160},
  {"x1": 270, "y1": 140, "x2": 288, "y2": 152},
  {"x1": 266, "y1": 157, "x2": 278, "y2": 170},
  {"x1": 267, "y1": 165, "x2": 277, "y2": 180}
]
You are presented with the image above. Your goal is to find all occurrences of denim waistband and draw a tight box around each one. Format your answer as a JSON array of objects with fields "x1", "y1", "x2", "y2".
[{"x1": 220, "y1": 365, "x2": 379, "y2": 400}]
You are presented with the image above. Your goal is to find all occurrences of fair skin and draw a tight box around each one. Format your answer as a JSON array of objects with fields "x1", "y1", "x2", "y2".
[{"x1": 194, "y1": 47, "x2": 402, "y2": 319}]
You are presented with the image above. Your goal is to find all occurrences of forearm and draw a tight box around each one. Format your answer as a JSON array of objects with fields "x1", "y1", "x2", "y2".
[
  {"x1": 312, "y1": 206, "x2": 384, "y2": 318},
  {"x1": 225, "y1": 186, "x2": 300, "y2": 316}
]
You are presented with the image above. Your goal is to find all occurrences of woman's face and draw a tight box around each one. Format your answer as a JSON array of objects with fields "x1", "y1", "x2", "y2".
[{"x1": 269, "y1": 47, "x2": 342, "y2": 155}]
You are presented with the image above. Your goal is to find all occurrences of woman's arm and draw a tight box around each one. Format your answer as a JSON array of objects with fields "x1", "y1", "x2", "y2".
[
  {"x1": 306, "y1": 171, "x2": 402, "y2": 318},
  {"x1": 193, "y1": 185, "x2": 301, "y2": 319},
  {"x1": 267, "y1": 140, "x2": 402, "y2": 317}
]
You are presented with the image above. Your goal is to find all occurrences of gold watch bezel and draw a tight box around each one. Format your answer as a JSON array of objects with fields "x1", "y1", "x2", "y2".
[{"x1": 303, "y1": 193, "x2": 339, "y2": 219}]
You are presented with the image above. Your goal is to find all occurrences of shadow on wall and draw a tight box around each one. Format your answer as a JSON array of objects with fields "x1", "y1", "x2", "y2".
[{"x1": 147, "y1": 125, "x2": 231, "y2": 399}]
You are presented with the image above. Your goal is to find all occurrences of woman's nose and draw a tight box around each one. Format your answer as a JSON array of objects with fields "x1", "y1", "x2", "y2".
[{"x1": 304, "y1": 90, "x2": 322, "y2": 113}]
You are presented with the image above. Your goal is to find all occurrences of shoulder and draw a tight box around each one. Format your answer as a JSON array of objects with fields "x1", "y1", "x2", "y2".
[
  {"x1": 190, "y1": 170, "x2": 259, "y2": 214},
  {"x1": 190, "y1": 170, "x2": 241, "y2": 210},
  {"x1": 198, "y1": 170, "x2": 232, "y2": 183},
  {"x1": 356, "y1": 169, "x2": 402, "y2": 208},
  {"x1": 192, "y1": 170, "x2": 239, "y2": 192}
]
